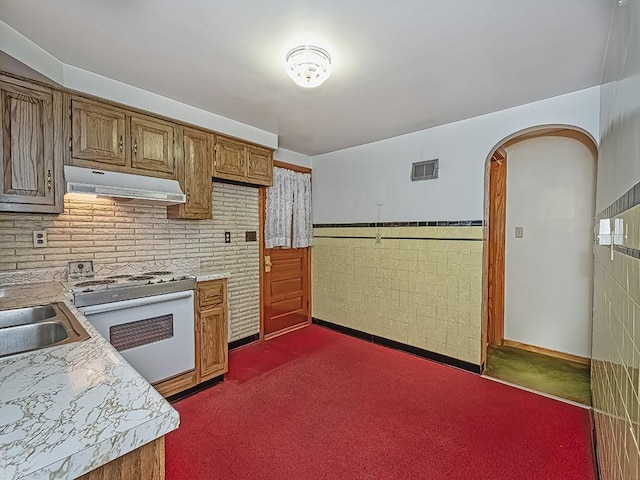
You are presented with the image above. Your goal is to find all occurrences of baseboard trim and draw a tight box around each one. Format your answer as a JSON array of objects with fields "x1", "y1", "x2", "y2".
[
  {"x1": 312, "y1": 318, "x2": 481, "y2": 374},
  {"x1": 501, "y1": 339, "x2": 591, "y2": 366},
  {"x1": 229, "y1": 333, "x2": 260, "y2": 351},
  {"x1": 166, "y1": 375, "x2": 224, "y2": 403}
]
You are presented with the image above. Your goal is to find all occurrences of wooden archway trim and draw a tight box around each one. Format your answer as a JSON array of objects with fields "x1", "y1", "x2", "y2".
[{"x1": 487, "y1": 148, "x2": 506, "y2": 346}]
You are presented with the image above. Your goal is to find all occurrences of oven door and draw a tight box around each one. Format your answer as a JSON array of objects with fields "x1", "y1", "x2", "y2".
[{"x1": 80, "y1": 290, "x2": 195, "y2": 384}]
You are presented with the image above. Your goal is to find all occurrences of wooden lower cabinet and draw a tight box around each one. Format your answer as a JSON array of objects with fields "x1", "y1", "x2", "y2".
[
  {"x1": 78, "y1": 437, "x2": 165, "y2": 480},
  {"x1": 197, "y1": 279, "x2": 228, "y2": 381},
  {"x1": 153, "y1": 279, "x2": 228, "y2": 397},
  {"x1": 200, "y1": 305, "x2": 227, "y2": 381}
]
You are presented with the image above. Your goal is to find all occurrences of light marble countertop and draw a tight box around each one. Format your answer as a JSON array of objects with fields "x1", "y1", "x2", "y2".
[
  {"x1": 0, "y1": 282, "x2": 180, "y2": 480},
  {"x1": 192, "y1": 270, "x2": 230, "y2": 283}
]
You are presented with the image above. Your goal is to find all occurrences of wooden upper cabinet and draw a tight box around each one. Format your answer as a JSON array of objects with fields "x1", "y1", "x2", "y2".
[
  {"x1": 213, "y1": 135, "x2": 273, "y2": 186},
  {"x1": 213, "y1": 136, "x2": 245, "y2": 180},
  {"x1": 0, "y1": 78, "x2": 64, "y2": 213},
  {"x1": 246, "y1": 145, "x2": 273, "y2": 185},
  {"x1": 69, "y1": 97, "x2": 177, "y2": 179},
  {"x1": 167, "y1": 127, "x2": 212, "y2": 220},
  {"x1": 71, "y1": 99, "x2": 127, "y2": 167},
  {"x1": 131, "y1": 114, "x2": 176, "y2": 175}
]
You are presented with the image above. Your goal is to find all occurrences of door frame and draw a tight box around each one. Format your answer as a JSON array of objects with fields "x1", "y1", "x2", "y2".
[
  {"x1": 259, "y1": 160, "x2": 312, "y2": 340},
  {"x1": 486, "y1": 149, "x2": 507, "y2": 351},
  {"x1": 481, "y1": 126, "x2": 599, "y2": 368}
]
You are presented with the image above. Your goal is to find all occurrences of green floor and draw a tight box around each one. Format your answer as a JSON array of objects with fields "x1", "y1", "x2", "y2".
[{"x1": 484, "y1": 345, "x2": 592, "y2": 406}]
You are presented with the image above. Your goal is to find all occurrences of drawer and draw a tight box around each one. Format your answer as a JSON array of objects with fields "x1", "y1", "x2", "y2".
[{"x1": 198, "y1": 280, "x2": 225, "y2": 308}]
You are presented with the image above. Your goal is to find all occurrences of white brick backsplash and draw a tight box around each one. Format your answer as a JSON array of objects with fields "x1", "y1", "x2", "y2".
[{"x1": 0, "y1": 182, "x2": 260, "y2": 342}]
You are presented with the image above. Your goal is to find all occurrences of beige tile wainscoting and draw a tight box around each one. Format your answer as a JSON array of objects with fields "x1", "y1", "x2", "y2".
[
  {"x1": 592, "y1": 203, "x2": 640, "y2": 480},
  {"x1": 312, "y1": 225, "x2": 483, "y2": 366},
  {"x1": 0, "y1": 182, "x2": 259, "y2": 342}
]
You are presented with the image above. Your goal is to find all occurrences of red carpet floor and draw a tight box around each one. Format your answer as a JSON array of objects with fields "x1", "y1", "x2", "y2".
[{"x1": 166, "y1": 325, "x2": 596, "y2": 480}]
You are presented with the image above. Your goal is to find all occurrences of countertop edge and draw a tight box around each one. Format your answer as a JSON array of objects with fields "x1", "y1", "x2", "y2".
[{"x1": 22, "y1": 410, "x2": 180, "y2": 480}]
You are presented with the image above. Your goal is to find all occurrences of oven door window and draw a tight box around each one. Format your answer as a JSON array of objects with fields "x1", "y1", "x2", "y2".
[{"x1": 109, "y1": 314, "x2": 174, "y2": 351}]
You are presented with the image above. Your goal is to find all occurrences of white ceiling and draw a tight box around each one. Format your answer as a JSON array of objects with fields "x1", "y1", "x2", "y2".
[{"x1": 0, "y1": 0, "x2": 614, "y2": 156}]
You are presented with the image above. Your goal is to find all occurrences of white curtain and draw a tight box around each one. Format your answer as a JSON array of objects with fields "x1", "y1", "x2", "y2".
[{"x1": 265, "y1": 167, "x2": 313, "y2": 248}]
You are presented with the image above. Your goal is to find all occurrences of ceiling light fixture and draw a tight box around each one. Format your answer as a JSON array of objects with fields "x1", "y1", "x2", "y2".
[{"x1": 285, "y1": 45, "x2": 332, "y2": 88}]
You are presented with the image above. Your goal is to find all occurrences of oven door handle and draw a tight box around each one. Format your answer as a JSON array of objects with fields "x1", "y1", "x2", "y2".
[{"x1": 79, "y1": 290, "x2": 194, "y2": 315}]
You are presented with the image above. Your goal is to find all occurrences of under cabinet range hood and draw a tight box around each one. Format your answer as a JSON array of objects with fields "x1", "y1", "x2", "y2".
[{"x1": 64, "y1": 166, "x2": 186, "y2": 204}]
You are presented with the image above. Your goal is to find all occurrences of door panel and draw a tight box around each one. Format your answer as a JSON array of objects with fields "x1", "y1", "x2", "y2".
[
  {"x1": 0, "y1": 82, "x2": 55, "y2": 205},
  {"x1": 214, "y1": 136, "x2": 245, "y2": 179},
  {"x1": 131, "y1": 114, "x2": 175, "y2": 175},
  {"x1": 264, "y1": 247, "x2": 310, "y2": 337},
  {"x1": 200, "y1": 305, "x2": 227, "y2": 380},
  {"x1": 71, "y1": 99, "x2": 127, "y2": 166},
  {"x1": 246, "y1": 145, "x2": 273, "y2": 186}
]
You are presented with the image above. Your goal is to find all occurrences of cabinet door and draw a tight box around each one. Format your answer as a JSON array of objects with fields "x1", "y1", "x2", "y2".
[
  {"x1": 246, "y1": 145, "x2": 273, "y2": 186},
  {"x1": 200, "y1": 305, "x2": 227, "y2": 380},
  {"x1": 213, "y1": 136, "x2": 245, "y2": 180},
  {"x1": 0, "y1": 81, "x2": 61, "y2": 211},
  {"x1": 71, "y1": 98, "x2": 127, "y2": 166},
  {"x1": 183, "y1": 128, "x2": 212, "y2": 217},
  {"x1": 131, "y1": 114, "x2": 176, "y2": 176}
]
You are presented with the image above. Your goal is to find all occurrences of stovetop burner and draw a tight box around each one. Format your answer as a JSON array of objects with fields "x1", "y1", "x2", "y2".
[
  {"x1": 65, "y1": 271, "x2": 196, "y2": 307},
  {"x1": 75, "y1": 279, "x2": 117, "y2": 287}
]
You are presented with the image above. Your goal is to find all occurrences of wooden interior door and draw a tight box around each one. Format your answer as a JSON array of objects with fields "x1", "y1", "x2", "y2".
[
  {"x1": 263, "y1": 247, "x2": 310, "y2": 338},
  {"x1": 487, "y1": 149, "x2": 507, "y2": 347},
  {"x1": 261, "y1": 160, "x2": 312, "y2": 339}
]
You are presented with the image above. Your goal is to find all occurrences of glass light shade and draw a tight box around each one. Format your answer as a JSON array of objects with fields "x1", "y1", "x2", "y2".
[{"x1": 285, "y1": 45, "x2": 332, "y2": 88}]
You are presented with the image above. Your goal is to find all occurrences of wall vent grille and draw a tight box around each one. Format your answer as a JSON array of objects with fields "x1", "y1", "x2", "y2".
[{"x1": 411, "y1": 159, "x2": 439, "y2": 181}]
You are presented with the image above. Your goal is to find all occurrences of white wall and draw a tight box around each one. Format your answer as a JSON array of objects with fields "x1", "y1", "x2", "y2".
[
  {"x1": 311, "y1": 87, "x2": 600, "y2": 223},
  {"x1": 503, "y1": 136, "x2": 596, "y2": 357},
  {"x1": 274, "y1": 148, "x2": 312, "y2": 168}
]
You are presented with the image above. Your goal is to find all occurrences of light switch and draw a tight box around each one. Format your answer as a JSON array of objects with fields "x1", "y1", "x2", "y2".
[{"x1": 515, "y1": 227, "x2": 524, "y2": 238}]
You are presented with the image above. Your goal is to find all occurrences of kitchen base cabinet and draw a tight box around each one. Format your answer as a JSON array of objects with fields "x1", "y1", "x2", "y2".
[
  {"x1": 77, "y1": 437, "x2": 165, "y2": 480},
  {"x1": 197, "y1": 279, "x2": 228, "y2": 382},
  {"x1": 153, "y1": 279, "x2": 228, "y2": 398}
]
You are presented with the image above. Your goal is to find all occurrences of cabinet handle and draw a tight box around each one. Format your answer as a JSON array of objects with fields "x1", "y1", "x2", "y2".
[
  {"x1": 119, "y1": 135, "x2": 123, "y2": 153},
  {"x1": 47, "y1": 170, "x2": 52, "y2": 192},
  {"x1": 133, "y1": 139, "x2": 138, "y2": 157}
]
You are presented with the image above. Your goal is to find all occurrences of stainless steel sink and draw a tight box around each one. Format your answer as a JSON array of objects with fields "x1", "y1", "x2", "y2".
[{"x1": 0, "y1": 302, "x2": 90, "y2": 358}]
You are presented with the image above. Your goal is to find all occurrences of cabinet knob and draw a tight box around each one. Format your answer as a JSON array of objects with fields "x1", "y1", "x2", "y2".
[
  {"x1": 133, "y1": 139, "x2": 138, "y2": 157},
  {"x1": 119, "y1": 136, "x2": 124, "y2": 153},
  {"x1": 47, "y1": 170, "x2": 52, "y2": 192}
]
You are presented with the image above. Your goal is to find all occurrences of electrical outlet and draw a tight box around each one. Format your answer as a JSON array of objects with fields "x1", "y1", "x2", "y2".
[
  {"x1": 33, "y1": 230, "x2": 47, "y2": 248},
  {"x1": 515, "y1": 227, "x2": 524, "y2": 238},
  {"x1": 224, "y1": 232, "x2": 231, "y2": 243}
]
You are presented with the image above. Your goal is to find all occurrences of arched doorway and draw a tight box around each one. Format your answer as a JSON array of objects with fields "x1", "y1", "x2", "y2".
[{"x1": 482, "y1": 126, "x2": 597, "y2": 405}]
